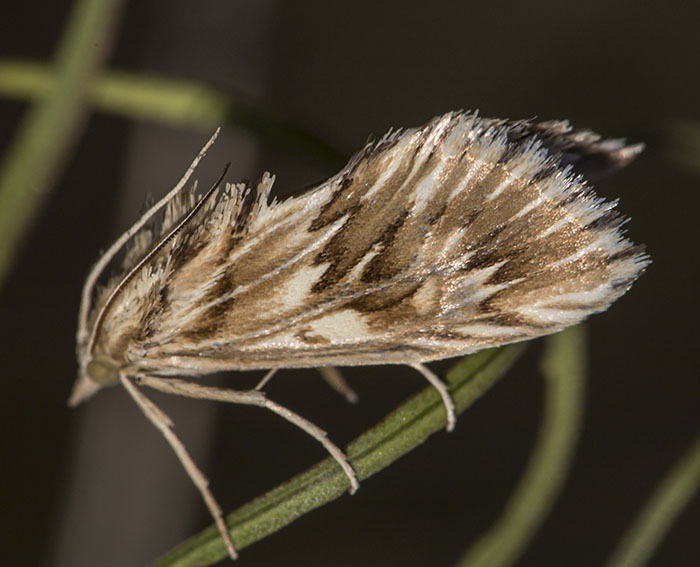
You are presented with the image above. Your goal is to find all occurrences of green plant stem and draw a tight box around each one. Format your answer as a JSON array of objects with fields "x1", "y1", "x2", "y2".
[
  {"x1": 605, "y1": 431, "x2": 700, "y2": 567},
  {"x1": 0, "y1": 60, "x2": 346, "y2": 169},
  {"x1": 0, "y1": 1, "x2": 124, "y2": 288},
  {"x1": 152, "y1": 344, "x2": 525, "y2": 567},
  {"x1": 456, "y1": 326, "x2": 587, "y2": 567}
]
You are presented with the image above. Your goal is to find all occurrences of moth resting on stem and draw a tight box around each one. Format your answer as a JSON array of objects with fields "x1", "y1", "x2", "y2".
[{"x1": 71, "y1": 111, "x2": 648, "y2": 560}]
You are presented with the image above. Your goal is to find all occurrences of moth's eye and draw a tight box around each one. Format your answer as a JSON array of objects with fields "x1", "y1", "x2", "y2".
[{"x1": 86, "y1": 355, "x2": 120, "y2": 386}]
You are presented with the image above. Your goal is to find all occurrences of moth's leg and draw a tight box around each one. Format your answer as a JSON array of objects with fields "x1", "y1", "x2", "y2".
[
  {"x1": 254, "y1": 368, "x2": 278, "y2": 391},
  {"x1": 256, "y1": 367, "x2": 358, "y2": 405},
  {"x1": 409, "y1": 363, "x2": 456, "y2": 432},
  {"x1": 138, "y1": 375, "x2": 360, "y2": 494},
  {"x1": 260, "y1": 394, "x2": 360, "y2": 493},
  {"x1": 119, "y1": 374, "x2": 238, "y2": 560},
  {"x1": 318, "y1": 367, "x2": 359, "y2": 404}
]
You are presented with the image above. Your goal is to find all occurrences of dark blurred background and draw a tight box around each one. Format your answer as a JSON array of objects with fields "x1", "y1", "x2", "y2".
[{"x1": 1, "y1": 1, "x2": 698, "y2": 566}]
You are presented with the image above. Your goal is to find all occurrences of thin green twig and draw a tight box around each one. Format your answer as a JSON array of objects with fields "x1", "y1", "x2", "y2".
[
  {"x1": 152, "y1": 344, "x2": 526, "y2": 567},
  {"x1": 605, "y1": 431, "x2": 700, "y2": 567},
  {"x1": 456, "y1": 325, "x2": 587, "y2": 567},
  {"x1": 0, "y1": 60, "x2": 346, "y2": 170},
  {"x1": 0, "y1": 0, "x2": 125, "y2": 288}
]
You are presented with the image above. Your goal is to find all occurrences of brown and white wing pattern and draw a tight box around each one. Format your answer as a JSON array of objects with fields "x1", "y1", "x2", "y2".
[{"x1": 91, "y1": 112, "x2": 647, "y2": 375}]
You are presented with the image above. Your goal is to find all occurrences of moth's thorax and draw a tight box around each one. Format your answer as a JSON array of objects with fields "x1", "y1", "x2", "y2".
[
  {"x1": 90, "y1": 263, "x2": 166, "y2": 356},
  {"x1": 71, "y1": 283, "x2": 152, "y2": 406}
]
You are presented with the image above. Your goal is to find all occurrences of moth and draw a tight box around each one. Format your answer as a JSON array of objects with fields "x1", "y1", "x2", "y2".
[{"x1": 71, "y1": 111, "x2": 648, "y2": 559}]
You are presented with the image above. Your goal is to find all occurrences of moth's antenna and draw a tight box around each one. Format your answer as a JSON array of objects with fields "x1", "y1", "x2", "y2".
[
  {"x1": 86, "y1": 162, "x2": 231, "y2": 356},
  {"x1": 77, "y1": 129, "x2": 221, "y2": 346}
]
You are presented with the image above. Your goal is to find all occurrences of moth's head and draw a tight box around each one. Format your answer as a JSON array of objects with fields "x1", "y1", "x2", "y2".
[
  {"x1": 69, "y1": 349, "x2": 121, "y2": 407},
  {"x1": 72, "y1": 231, "x2": 129, "y2": 407}
]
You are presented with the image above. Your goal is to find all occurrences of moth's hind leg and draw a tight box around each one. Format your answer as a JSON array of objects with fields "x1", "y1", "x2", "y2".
[
  {"x1": 119, "y1": 374, "x2": 238, "y2": 560},
  {"x1": 254, "y1": 367, "x2": 359, "y2": 404},
  {"x1": 137, "y1": 375, "x2": 360, "y2": 494},
  {"x1": 410, "y1": 363, "x2": 456, "y2": 431},
  {"x1": 254, "y1": 368, "x2": 278, "y2": 390}
]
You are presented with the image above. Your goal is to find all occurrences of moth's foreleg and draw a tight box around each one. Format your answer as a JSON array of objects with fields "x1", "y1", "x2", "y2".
[
  {"x1": 138, "y1": 375, "x2": 360, "y2": 494},
  {"x1": 409, "y1": 363, "x2": 456, "y2": 431},
  {"x1": 119, "y1": 374, "x2": 238, "y2": 560}
]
